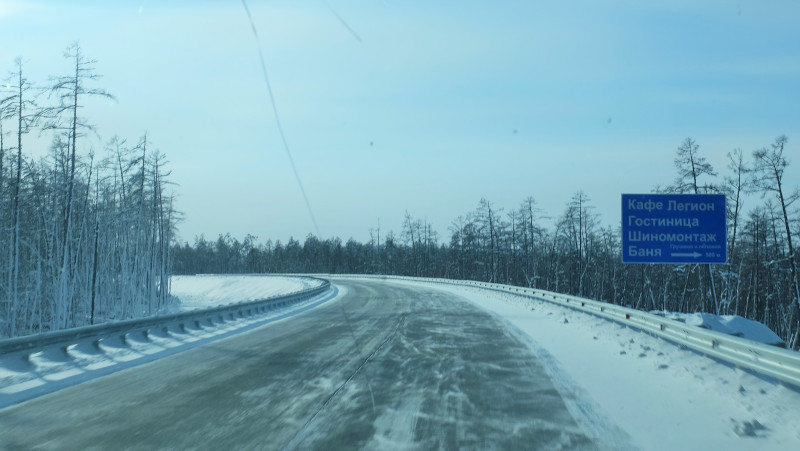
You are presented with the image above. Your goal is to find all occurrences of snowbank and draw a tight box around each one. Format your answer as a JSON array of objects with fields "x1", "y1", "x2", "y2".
[
  {"x1": 170, "y1": 275, "x2": 323, "y2": 311},
  {"x1": 654, "y1": 312, "x2": 785, "y2": 347}
]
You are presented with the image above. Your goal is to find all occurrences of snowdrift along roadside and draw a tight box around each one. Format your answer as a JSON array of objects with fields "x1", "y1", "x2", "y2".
[
  {"x1": 656, "y1": 311, "x2": 785, "y2": 347},
  {"x1": 170, "y1": 274, "x2": 323, "y2": 311}
]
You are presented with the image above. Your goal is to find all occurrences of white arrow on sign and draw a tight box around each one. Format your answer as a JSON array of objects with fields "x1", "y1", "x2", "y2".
[{"x1": 671, "y1": 252, "x2": 702, "y2": 258}]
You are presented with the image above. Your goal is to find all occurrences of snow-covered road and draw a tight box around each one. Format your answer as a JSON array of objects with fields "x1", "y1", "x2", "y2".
[
  {"x1": 0, "y1": 279, "x2": 626, "y2": 449},
  {"x1": 2, "y1": 276, "x2": 798, "y2": 449}
]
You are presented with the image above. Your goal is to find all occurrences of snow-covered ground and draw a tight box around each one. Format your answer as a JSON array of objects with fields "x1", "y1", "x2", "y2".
[
  {"x1": 397, "y1": 280, "x2": 800, "y2": 451},
  {"x1": 0, "y1": 276, "x2": 337, "y2": 408},
  {"x1": 657, "y1": 311, "x2": 785, "y2": 346},
  {"x1": 170, "y1": 274, "x2": 323, "y2": 311}
]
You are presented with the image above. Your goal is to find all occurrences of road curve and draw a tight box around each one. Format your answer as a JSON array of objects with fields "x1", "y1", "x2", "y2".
[{"x1": 1, "y1": 279, "x2": 605, "y2": 450}]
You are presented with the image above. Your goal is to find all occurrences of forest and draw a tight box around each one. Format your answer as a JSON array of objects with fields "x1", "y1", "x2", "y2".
[
  {"x1": 173, "y1": 136, "x2": 800, "y2": 349},
  {"x1": 0, "y1": 44, "x2": 176, "y2": 339}
]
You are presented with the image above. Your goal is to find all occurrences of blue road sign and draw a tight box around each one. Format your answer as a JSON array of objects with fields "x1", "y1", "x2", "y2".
[{"x1": 622, "y1": 194, "x2": 727, "y2": 264}]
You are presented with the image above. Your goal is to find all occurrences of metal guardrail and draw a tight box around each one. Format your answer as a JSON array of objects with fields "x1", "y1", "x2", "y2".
[
  {"x1": 328, "y1": 274, "x2": 800, "y2": 389},
  {"x1": 8, "y1": 272, "x2": 796, "y2": 389},
  {"x1": 0, "y1": 277, "x2": 330, "y2": 360}
]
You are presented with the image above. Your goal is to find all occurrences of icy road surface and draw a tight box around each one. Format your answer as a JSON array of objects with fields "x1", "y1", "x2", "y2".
[{"x1": 0, "y1": 279, "x2": 627, "y2": 450}]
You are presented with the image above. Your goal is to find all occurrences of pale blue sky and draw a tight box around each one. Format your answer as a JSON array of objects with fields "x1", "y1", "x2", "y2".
[{"x1": 2, "y1": 0, "x2": 799, "y2": 243}]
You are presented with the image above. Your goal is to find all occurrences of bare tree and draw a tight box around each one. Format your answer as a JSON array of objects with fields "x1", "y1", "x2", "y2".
[
  {"x1": 44, "y1": 43, "x2": 114, "y2": 327},
  {"x1": 725, "y1": 149, "x2": 749, "y2": 259},
  {"x1": 672, "y1": 137, "x2": 720, "y2": 313},
  {"x1": 673, "y1": 137, "x2": 717, "y2": 194},
  {"x1": 752, "y1": 135, "x2": 800, "y2": 348},
  {"x1": 0, "y1": 58, "x2": 40, "y2": 336},
  {"x1": 718, "y1": 148, "x2": 750, "y2": 314},
  {"x1": 477, "y1": 199, "x2": 499, "y2": 282},
  {"x1": 518, "y1": 196, "x2": 542, "y2": 287}
]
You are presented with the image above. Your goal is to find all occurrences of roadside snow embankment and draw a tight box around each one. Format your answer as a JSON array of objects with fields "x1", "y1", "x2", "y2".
[
  {"x1": 170, "y1": 274, "x2": 323, "y2": 311},
  {"x1": 654, "y1": 311, "x2": 785, "y2": 347}
]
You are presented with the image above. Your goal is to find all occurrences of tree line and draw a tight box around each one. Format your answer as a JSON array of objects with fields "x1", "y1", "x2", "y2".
[
  {"x1": 0, "y1": 44, "x2": 176, "y2": 338},
  {"x1": 173, "y1": 136, "x2": 800, "y2": 349}
]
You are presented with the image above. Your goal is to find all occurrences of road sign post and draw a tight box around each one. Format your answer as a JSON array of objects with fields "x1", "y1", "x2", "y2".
[{"x1": 621, "y1": 194, "x2": 727, "y2": 264}]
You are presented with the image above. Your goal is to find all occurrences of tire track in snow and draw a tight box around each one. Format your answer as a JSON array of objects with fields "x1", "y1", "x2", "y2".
[{"x1": 283, "y1": 311, "x2": 407, "y2": 450}]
